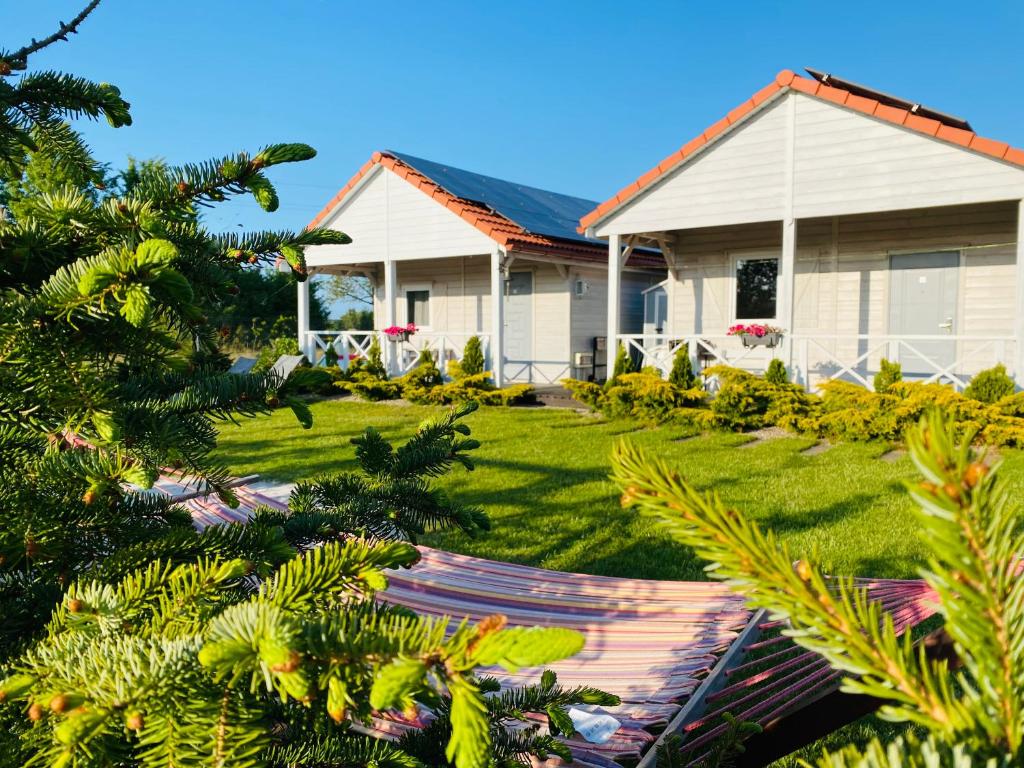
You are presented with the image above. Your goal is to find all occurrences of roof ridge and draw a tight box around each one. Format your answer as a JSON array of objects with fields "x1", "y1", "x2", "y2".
[
  {"x1": 578, "y1": 69, "x2": 1024, "y2": 233},
  {"x1": 306, "y1": 151, "x2": 620, "y2": 263}
]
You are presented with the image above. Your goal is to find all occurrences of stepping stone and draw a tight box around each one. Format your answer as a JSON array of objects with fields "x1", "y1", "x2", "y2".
[
  {"x1": 674, "y1": 434, "x2": 700, "y2": 443},
  {"x1": 880, "y1": 448, "x2": 906, "y2": 463},
  {"x1": 737, "y1": 426, "x2": 789, "y2": 449},
  {"x1": 801, "y1": 440, "x2": 833, "y2": 456}
]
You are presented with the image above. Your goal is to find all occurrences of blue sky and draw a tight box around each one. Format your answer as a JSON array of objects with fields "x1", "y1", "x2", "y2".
[{"x1": 8, "y1": 1, "x2": 1024, "y2": 239}]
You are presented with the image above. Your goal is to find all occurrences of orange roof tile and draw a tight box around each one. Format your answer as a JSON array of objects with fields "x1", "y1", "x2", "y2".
[
  {"x1": 578, "y1": 70, "x2": 1024, "y2": 233},
  {"x1": 308, "y1": 151, "x2": 658, "y2": 265}
]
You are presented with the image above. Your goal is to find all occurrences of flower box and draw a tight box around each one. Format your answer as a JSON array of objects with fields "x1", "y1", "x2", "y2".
[
  {"x1": 727, "y1": 324, "x2": 784, "y2": 349},
  {"x1": 739, "y1": 332, "x2": 782, "y2": 348},
  {"x1": 383, "y1": 324, "x2": 417, "y2": 342}
]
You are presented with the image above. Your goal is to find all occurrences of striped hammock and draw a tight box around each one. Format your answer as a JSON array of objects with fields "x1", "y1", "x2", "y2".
[{"x1": 155, "y1": 476, "x2": 939, "y2": 768}]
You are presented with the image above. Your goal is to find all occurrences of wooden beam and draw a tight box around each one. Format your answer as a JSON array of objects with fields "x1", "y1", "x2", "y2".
[
  {"x1": 732, "y1": 627, "x2": 960, "y2": 768},
  {"x1": 606, "y1": 234, "x2": 622, "y2": 365},
  {"x1": 491, "y1": 247, "x2": 506, "y2": 387},
  {"x1": 1015, "y1": 199, "x2": 1024, "y2": 384},
  {"x1": 636, "y1": 609, "x2": 766, "y2": 768}
]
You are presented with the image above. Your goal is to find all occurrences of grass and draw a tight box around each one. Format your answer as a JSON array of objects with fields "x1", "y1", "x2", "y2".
[
  {"x1": 215, "y1": 398, "x2": 1024, "y2": 764},
  {"x1": 215, "y1": 398, "x2": 1024, "y2": 580}
]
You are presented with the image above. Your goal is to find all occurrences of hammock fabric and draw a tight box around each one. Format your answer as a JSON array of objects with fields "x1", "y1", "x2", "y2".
[{"x1": 159, "y1": 479, "x2": 940, "y2": 767}]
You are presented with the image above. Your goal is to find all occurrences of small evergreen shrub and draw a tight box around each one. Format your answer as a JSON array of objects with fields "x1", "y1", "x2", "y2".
[
  {"x1": 564, "y1": 373, "x2": 705, "y2": 424},
  {"x1": 963, "y1": 363, "x2": 1015, "y2": 404},
  {"x1": 461, "y1": 335, "x2": 485, "y2": 376},
  {"x1": 365, "y1": 334, "x2": 387, "y2": 379},
  {"x1": 764, "y1": 358, "x2": 788, "y2": 386},
  {"x1": 407, "y1": 372, "x2": 533, "y2": 406},
  {"x1": 254, "y1": 336, "x2": 301, "y2": 372},
  {"x1": 606, "y1": 342, "x2": 635, "y2": 387},
  {"x1": 323, "y1": 341, "x2": 339, "y2": 367},
  {"x1": 873, "y1": 358, "x2": 902, "y2": 394},
  {"x1": 669, "y1": 343, "x2": 697, "y2": 389}
]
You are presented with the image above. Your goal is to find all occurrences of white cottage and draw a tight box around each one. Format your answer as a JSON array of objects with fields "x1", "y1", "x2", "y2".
[
  {"x1": 581, "y1": 69, "x2": 1024, "y2": 390},
  {"x1": 300, "y1": 151, "x2": 662, "y2": 384}
]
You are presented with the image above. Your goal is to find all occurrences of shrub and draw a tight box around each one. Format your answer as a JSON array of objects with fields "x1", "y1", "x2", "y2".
[
  {"x1": 606, "y1": 342, "x2": 635, "y2": 386},
  {"x1": 407, "y1": 372, "x2": 534, "y2": 407},
  {"x1": 964, "y1": 363, "x2": 1015, "y2": 404},
  {"x1": 565, "y1": 373, "x2": 705, "y2": 424},
  {"x1": 254, "y1": 335, "x2": 301, "y2": 372},
  {"x1": 340, "y1": 375, "x2": 404, "y2": 401},
  {"x1": 365, "y1": 334, "x2": 387, "y2": 379},
  {"x1": 669, "y1": 343, "x2": 697, "y2": 389},
  {"x1": 323, "y1": 341, "x2": 339, "y2": 367},
  {"x1": 873, "y1": 357, "x2": 902, "y2": 393},
  {"x1": 764, "y1": 358, "x2": 788, "y2": 386},
  {"x1": 461, "y1": 335, "x2": 485, "y2": 376},
  {"x1": 286, "y1": 366, "x2": 337, "y2": 395}
]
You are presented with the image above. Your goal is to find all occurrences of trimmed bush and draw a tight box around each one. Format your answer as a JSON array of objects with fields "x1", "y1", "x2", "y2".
[
  {"x1": 365, "y1": 334, "x2": 387, "y2": 379},
  {"x1": 564, "y1": 372, "x2": 705, "y2": 424},
  {"x1": 964, "y1": 363, "x2": 1015, "y2": 404},
  {"x1": 461, "y1": 335, "x2": 485, "y2": 376},
  {"x1": 873, "y1": 358, "x2": 902, "y2": 394},
  {"x1": 669, "y1": 343, "x2": 697, "y2": 389},
  {"x1": 254, "y1": 336, "x2": 301, "y2": 372},
  {"x1": 606, "y1": 342, "x2": 635, "y2": 387},
  {"x1": 764, "y1": 358, "x2": 788, "y2": 386},
  {"x1": 407, "y1": 372, "x2": 534, "y2": 406}
]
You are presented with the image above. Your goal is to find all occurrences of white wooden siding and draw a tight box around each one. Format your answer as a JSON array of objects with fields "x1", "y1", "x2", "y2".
[
  {"x1": 372, "y1": 256, "x2": 573, "y2": 383},
  {"x1": 596, "y1": 98, "x2": 788, "y2": 236},
  {"x1": 793, "y1": 96, "x2": 1024, "y2": 219},
  {"x1": 595, "y1": 92, "x2": 1024, "y2": 238},
  {"x1": 306, "y1": 166, "x2": 495, "y2": 267}
]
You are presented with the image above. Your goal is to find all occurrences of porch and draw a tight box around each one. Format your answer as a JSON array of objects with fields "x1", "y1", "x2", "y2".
[
  {"x1": 301, "y1": 328, "x2": 492, "y2": 378},
  {"x1": 603, "y1": 199, "x2": 1024, "y2": 392},
  {"x1": 620, "y1": 332, "x2": 1016, "y2": 392}
]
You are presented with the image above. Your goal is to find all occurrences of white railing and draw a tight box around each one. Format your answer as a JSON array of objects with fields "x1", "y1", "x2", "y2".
[
  {"x1": 393, "y1": 332, "x2": 491, "y2": 376},
  {"x1": 303, "y1": 330, "x2": 490, "y2": 378},
  {"x1": 617, "y1": 333, "x2": 1016, "y2": 393},
  {"x1": 303, "y1": 331, "x2": 377, "y2": 369}
]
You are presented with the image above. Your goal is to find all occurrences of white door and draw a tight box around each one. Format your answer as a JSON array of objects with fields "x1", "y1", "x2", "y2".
[
  {"x1": 888, "y1": 252, "x2": 959, "y2": 375},
  {"x1": 504, "y1": 271, "x2": 533, "y2": 364}
]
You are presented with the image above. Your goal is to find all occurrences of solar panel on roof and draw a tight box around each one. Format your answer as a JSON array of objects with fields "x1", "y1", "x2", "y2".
[
  {"x1": 804, "y1": 68, "x2": 972, "y2": 131},
  {"x1": 387, "y1": 150, "x2": 600, "y2": 245}
]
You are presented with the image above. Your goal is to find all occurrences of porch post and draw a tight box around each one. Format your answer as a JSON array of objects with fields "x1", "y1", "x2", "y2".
[
  {"x1": 490, "y1": 247, "x2": 505, "y2": 387},
  {"x1": 296, "y1": 276, "x2": 311, "y2": 362},
  {"x1": 1015, "y1": 200, "x2": 1024, "y2": 385},
  {"x1": 779, "y1": 218, "x2": 797, "y2": 369},
  {"x1": 383, "y1": 258, "x2": 398, "y2": 375},
  {"x1": 606, "y1": 233, "x2": 622, "y2": 378}
]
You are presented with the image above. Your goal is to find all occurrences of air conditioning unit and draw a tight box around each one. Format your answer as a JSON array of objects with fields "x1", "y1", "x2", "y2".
[
  {"x1": 574, "y1": 351, "x2": 594, "y2": 367},
  {"x1": 574, "y1": 279, "x2": 589, "y2": 298}
]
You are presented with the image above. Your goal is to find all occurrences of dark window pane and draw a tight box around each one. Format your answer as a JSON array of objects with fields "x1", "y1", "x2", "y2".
[
  {"x1": 735, "y1": 258, "x2": 778, "y2": 319},
  {"x1": 406, "y1": 290, "x2": 430, "y2": 326}
]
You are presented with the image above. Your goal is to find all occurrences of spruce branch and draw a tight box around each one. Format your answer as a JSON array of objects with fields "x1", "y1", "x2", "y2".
[{"x1": 1, "y1": 1, "x2": 103, "y2": 69}]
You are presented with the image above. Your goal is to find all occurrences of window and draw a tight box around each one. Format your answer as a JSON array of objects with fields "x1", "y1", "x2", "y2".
[
  {"x1": 734, "y1": 257, "x2": 778, "y2": 319},
  {"x1": 406, "y1": 289, "x2": 430, "y2": 327}
]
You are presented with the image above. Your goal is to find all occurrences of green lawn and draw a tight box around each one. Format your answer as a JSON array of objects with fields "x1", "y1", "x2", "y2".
[
  {"x1": 214, "y1": 398, "x2": 1024, "y2": 580},
  {"x1": 215, "y1": 398, "x2": 1019, "y2": 764}
]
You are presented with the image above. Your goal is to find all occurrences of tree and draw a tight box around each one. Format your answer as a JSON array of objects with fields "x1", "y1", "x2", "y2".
[
  {"x1": 334, "y1": 306, "x2": 373, "y2": 330},
  {"x1": 0, "y1": 7, "x2": 593, "y2": 766},
  {"x1": 669, "y1": 343, "x2": 696, "y2": 389},
  {"x1": 324, "y1": 273, "x2": 374, "y2": 306},
  {"x1": 461, "y1": 335, "x2": 485, "y2": 376},
  {"x1": 0, "y1": 7, "x2": 598, "y2": 768},
  {"x1": 612, "y1": 410, "x2": 1024, "y2": 766}
]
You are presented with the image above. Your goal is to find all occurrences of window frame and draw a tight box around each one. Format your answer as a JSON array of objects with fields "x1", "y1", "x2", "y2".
[
  {"x1": 402, "y1": 283, "x2": 432, "y2": 330},
  {"x1": 729, "y1": 251, "x2": 780, "y2": 323}
]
